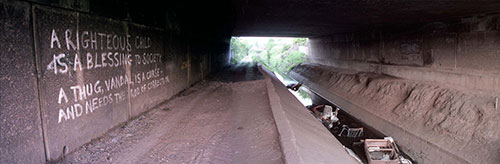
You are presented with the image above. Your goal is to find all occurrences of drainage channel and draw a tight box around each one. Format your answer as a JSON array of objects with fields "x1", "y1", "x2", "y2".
[
  {"x1": 305, "y1": 91, "x2": 416, "y2": 164},
  {"x1": 275, "y1": 72, "x2": 416, "y2": 164}
]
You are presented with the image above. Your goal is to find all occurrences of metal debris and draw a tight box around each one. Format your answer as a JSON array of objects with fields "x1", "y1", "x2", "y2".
[
  {"x1": 365, "y1": 138, "x2": 399, "y2": 164},
  {"x1": 363, "y1": 137, "x2": 412, "y2": 164},
  {"x1": 320, "y1": 105, "x2": 339, "y2": 129},
  {"x1": 339, "y1": 125, "x2": 364, "y2": 138},
  {"x1": 310, "y1": 105, "x2": 340, "y2": 129}
]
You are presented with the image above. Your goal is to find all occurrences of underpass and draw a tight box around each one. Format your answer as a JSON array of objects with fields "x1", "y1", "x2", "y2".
[{"x1": 1, "y1": 0, "x2": 499, "y2": 164}]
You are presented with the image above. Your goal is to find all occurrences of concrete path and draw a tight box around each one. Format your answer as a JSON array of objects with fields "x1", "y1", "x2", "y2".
[{"x1": 59, "y1": 63, "x2": 283, "y2": 164}]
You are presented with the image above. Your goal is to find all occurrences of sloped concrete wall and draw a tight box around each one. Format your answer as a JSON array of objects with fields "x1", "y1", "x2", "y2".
[
  {"x1": 297, "y1": 13, "x2": 500, "y2": 164},
  {"x1": 0, "y1": 0, "x2": 230, "y2": 163},
  {"x1": 291, "y1": 64, "x2": 500, "y2": 164}
]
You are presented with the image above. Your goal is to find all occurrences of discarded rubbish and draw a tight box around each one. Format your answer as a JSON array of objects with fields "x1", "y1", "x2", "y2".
[
  {"x1": 363, "y1": 136, "x2": 415, "y2": 164},
  {"x1": 364, "y1": 138, "x2": 399, "y2": 164},
  {"x1": 320, "y1": 105, "x2": 337, "y2": 120},
  {"x1": 301, "y1": 86, "x2": 415, "y2": 163},
  {"x1": 310, "y1": 104, "x2": 324, "y2": 116},
  {"x1": 286, "y1": 83, "x2": 302, "y2": 91},
  {"x1": 399, "y1": 156, "x2": 413, "y2": 164},
  {"x1": 339, "y1": 125, "x2": 364, "y2": 138},
  {"x1": 310, "y1": 105, "x2": 340, "y2": 129},
  {"x1": 320, "y1": 105, "x2": 339, "y2": 129}
]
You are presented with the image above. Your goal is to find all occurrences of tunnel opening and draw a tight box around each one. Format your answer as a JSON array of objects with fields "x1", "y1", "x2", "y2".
[{"x1": 229, "y1": 37, "x2": 308, "y2": 75}]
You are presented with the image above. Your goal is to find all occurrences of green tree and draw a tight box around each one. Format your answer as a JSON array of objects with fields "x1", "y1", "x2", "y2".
[
  {"x1": 293, "y1": 38, "x2": 307, "y2": 46},
  {"x1": 230, "y1": 37, "x2": 250, "y2": 64},
  {"x1": 232, "y1": 37, "x2": 307, "y2": 75},
  {"x1": 282, "y1": 51, "x2": 305, "y2": 71},
  {"x1": 252, "y1": 38, "x2": 307, "y2": 74}
]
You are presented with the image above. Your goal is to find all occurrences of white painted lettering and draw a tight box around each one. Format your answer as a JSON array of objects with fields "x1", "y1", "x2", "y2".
[
  {"x1": 58, "y1": 88, "x2": 68, "y2": 104},
  {"x1": 74, "y1": 54, "x2": 82, "y2": 71},
  {"x1": 86, "y1": 52, "x2": 93, "y2": 69},
  {"x1": 58, "y1": 109, "x2": 67, "y2": 123},
  {"x1": 65, "y1": 29, "x2": 78, "y2": 50},
  {"x1": 81, "y1": 31, "x2": 89, "y2": 48},
  {"x1": 50, "y1": 29, "x2": 61, "y2": 49}
]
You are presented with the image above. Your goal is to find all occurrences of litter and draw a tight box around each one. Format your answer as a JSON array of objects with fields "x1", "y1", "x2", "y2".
[
  {"x1": 339, "y1": 125, "x2": 364, "y2": 138},
  {"x1": 286, "y1": 83, "x2": 302, "y2": 91},
  {"x1": 310, "y1": 104, "x2": 322, "y2": 116},
  {"x1": 364, "y1": 138, "x2": 399, "y2": 164},
  {"x1": 320, "y1": 105, "x2": 337, "y2": 120},
  {"x1": 310, "y1": 105, "x2": 340, "y2": 129},
  {"x1": 320, "y1": 105, "x2": 339, "y2": 129},
  {"x1": 363, "y1": 137, "x2": 412, "y2": 164},
  {"x1": 399, "y1": 156, "x2": 413, "y2": 164}
]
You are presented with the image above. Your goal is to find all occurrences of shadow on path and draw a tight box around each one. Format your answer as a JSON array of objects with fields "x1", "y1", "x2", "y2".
[{"x1": 211, "y1": 62, "x2": 264, "y2": 82}]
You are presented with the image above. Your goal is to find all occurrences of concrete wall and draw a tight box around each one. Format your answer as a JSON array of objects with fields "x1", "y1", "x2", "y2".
[
  {"x1": 294, "y1": 13, "x2": 500, "y2": 164},
  {"x1": 308, "y1": 14, "x2": 500, "y2": 93},
  {"x1": 0, "y1": 0, "x2": 231, "y2": 163},
  {"x1": 0, "y1": 1, "x2": 46, "y2": 163}
]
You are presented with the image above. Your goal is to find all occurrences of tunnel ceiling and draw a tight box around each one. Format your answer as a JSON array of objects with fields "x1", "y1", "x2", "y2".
[{"x1": 232, "y1": 0, "x2": 500, "y2": 37}]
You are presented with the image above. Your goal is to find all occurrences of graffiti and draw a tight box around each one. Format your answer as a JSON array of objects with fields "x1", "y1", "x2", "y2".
[
  {"x1": 47, "y1": 28, "x2": 169, "y2": 124},
  {"x1": 51, "y1": 29, "x2": 132, "y2": 51}
]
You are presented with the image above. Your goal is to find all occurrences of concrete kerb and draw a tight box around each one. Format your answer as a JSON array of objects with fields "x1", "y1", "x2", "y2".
[
  {"x1": 261, "y1": 67, "x2": 302, "y2": 164},
  {"x1": 258, "y1": 65, "x2": 358, "y2": 164}
]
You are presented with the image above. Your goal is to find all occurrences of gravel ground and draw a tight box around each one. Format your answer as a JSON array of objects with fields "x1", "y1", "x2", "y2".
[{"x1": 58, "y1": 63, "x2": 284, "y2": 164}]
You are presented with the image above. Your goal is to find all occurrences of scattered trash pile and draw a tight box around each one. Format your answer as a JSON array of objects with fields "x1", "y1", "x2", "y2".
[
  {"x1": 310, "y1": 105, "x2": 339, "y2": 129},
  {"x1": 363, "y1": 137, "x2": 412, "y2": 164},
  {"x1": 306, "y1": 104, "x2": 364, "y2": 138},
  {"x1": 305, "y1": 104, "x2": 413, "y2": 164},
  {"x1": 285, "y1": 82, "x2": 413, "y2": 164}
]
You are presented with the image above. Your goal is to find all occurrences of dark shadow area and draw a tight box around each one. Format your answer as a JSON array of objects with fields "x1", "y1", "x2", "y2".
[{"x1": 210, "y1": 62, "x2": 264, "y2": 82}]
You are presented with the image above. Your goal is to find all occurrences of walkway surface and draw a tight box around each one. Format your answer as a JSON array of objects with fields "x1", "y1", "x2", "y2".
[{"x1": 59, "y1": 63, "x2": 283, "y2": 164}]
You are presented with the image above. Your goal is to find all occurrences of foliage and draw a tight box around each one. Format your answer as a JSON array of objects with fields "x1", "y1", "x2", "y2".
[
  {"x1": 230, "y1": 37, "x2": 308, "y2": 75},
  {"x1": 293, "y1": 38, "x2": 307, "y2": 46},
  {"x1": 297, "y1": 88, "x2": 311, "y2": 100},
  {"x1": 230, "y1": 38, "x2": 250, "y2": 64},
  {"x1": 282, "y1": 51, "x2": 306, "y2": 71}
]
